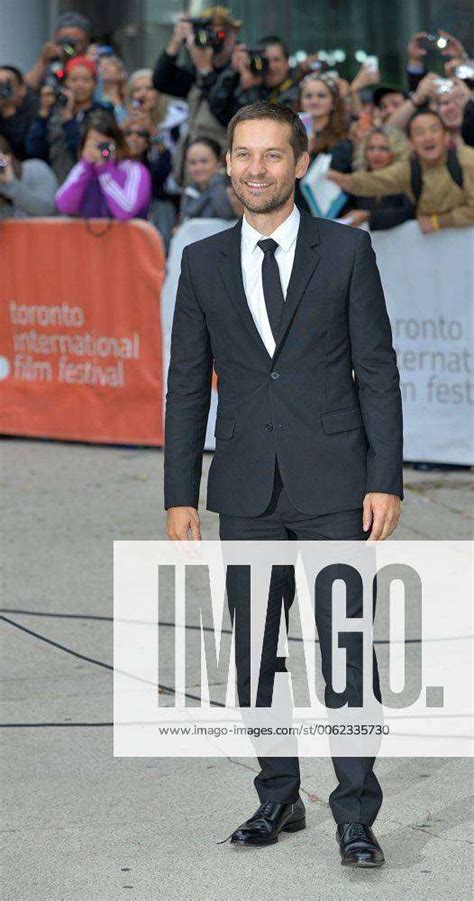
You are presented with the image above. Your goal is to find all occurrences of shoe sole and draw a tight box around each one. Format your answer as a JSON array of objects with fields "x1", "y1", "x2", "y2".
[
  {"x1": 230, "y1": 817, "x2": 306, "y2": 847},
  {"x1": 341, "y1": 858, "x2": 385, "y2": 867}
]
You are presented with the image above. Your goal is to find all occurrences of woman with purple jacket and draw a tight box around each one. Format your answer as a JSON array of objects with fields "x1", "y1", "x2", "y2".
[{"x1": 55, "y1": 112, "x2": 151, "y2": 220}]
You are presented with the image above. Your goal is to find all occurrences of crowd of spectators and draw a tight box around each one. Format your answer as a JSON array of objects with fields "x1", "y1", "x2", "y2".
[{"x1": 1, "y1": 6, "x2": 473, "y2": 244}]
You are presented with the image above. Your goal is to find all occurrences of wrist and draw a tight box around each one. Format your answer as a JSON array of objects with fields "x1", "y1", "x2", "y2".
[{"x1": 409, "y1": 91, "x2": 426, "y2": 108}]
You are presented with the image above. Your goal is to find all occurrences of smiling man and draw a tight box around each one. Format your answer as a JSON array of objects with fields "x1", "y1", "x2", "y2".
[
  {"x1": 164, "y1": 101, "x2": 403, "y2": 867},
  {"x1": 328, "y1": 109, "x2": 474, "y2": 232}
]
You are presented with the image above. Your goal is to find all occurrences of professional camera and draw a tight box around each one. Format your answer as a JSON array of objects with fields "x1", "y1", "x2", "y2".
[
  {"x1": 247, "y1": 48, "x2": 269, "y2": 76},
  {"x1": 0, "y1": 79, "x2": 13, "y2": 101},
  {"x1": 45, "y1": 62, "x2": 69, "y2": 108},
  {"x1": 56, "y1": 35, "x2": 78, "y2": 59},
  {"x1": 184, "y1": 17, "x2": 226, "y2": 52},
  {"x1": 97, "y1": 141, "x2": 116, "y2": 159}
]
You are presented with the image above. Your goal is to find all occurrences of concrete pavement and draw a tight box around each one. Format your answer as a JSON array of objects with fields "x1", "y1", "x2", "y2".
[{"x1": 1, "y1": 438, "x2": 473, "y2": 900}]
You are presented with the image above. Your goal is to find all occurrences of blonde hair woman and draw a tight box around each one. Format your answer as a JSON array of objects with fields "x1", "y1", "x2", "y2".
[{"x1": 341, "y1": 124, "x2": 415, "y2": 230}]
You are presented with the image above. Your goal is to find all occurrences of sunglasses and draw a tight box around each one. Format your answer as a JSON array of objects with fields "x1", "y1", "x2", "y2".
[{"x1": 123, "y1": 129, "x2": 151, "y2": 139}]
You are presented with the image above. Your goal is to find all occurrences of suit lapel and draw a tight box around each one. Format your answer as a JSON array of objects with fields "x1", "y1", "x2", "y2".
[
  {"x1": 217, "y1": 210, "x2": 322, "y2": 365},
  {"x1": 272, "y1": 211, "x2": 321, "y2": 361},
  {"x1": 217, "y1": 218, "x2": 272, "y2": 362}
]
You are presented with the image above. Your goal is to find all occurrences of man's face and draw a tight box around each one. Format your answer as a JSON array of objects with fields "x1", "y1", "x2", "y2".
[
  {"x1": 226, "y1": 119, "x2": 309, "y2": 214},
  {"x1": 0, "y1": 69, "x2": 24, "y2": 109},
  {"x1": 436, "y1": 91, "x2": 463, "y2": 129},
  {"x1": 54, "y1": 27, "x2": 89, "y2": 59},
  {"x1": 409, "y1": 114, "x2": 449, "y2": 164},
  {"x1": 264, "y1": 44, "x2": 290, "y2": 88},
  {"x1": 378, "y1": 92, "x2": 405, "y2": 121}
]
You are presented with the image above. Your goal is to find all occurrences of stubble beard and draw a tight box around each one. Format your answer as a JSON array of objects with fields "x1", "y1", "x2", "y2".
[{"x1": 231, "y1": 176, "x2": 294, "y2": 214}]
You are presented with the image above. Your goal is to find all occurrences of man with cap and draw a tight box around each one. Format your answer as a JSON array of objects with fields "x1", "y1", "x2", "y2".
[{"x1": 152, "y1": 5, "x2": 242, "y2": 183}]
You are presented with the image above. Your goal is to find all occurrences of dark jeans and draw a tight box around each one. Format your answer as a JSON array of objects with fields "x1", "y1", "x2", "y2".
[{"x1": 219, "y1": 458, "x2": 383, "y2": 825}]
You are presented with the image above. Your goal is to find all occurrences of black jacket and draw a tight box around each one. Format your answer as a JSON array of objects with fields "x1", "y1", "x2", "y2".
[
  {"x1": 153, "y1": 50, "x2": 226, "y2": 99},
  {"x1": 0, "y1": 86, "x2": 39, "y2": 160},
  {"x1": 164, "y1": 210, "x2": 403, "y2": 516}
]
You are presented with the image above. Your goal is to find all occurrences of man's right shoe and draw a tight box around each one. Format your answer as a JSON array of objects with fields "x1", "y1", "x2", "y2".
[
  {"x1": 228, "y1": 798, "x2": 306, "y2": 847},
  {"x1": 336, "y1": 822, "x2": 385, "y2": 867}
]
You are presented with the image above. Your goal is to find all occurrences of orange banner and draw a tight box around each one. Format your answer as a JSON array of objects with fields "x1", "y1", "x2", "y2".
[{"x1": 0, "y1": 218, "x2": 165, "y2": 445}]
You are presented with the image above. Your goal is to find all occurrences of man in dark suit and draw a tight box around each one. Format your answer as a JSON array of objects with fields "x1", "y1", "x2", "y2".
[{"x1": 165, "y1": 101, "x2": 403, "y2": 867}]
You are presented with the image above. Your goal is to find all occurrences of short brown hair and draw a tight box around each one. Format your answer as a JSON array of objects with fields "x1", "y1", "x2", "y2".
[{"x1": 227, "y1": 101, "x2": 308, "y2": 160}]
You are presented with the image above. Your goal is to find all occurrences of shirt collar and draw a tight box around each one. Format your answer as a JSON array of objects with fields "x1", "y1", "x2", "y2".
[{"x1": 241, "y1": 204, "x2": 300, "y2": 254}]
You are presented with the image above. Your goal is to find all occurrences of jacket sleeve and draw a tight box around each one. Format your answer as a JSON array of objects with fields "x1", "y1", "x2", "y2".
[
  {"x1": 152, "y1": 51, "x2": 195, "y2": 98},
  {"x1": 25, "y1": 116, "x2": 50, "y2": 162},
  {"x1": 349, "y1": 230, "x2": 404, "y2": 499},
  {"x1": 55, "y1": 159, "x2": 95, "y2": 214},
  {"x1": 438, "y1": 161, "x2": 474, "y2": 228},
  {"x1": 348, "y1": 161, "x2": 411, "y2": 199},
  {"x1": 98, "y1": 161, "x2": 152, "y2": 220},
  {"x1": 0, "y1": 160, "x2": 58, "y2": 216},
  {"x1": 164, "y1": 246, "x2": 213, "y2": 509}
]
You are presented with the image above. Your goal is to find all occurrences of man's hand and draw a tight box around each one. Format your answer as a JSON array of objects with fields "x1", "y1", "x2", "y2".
[
  {"x1": 417, "y1": 214, "x2": 436, "y2": 234},
  {"x1": 167, "y1": 506, "x2": 201, "y2": 541},
  {"x1": 407, "y1": 32, "x2": 428, "y2": 67},
  {"x1": 0, "y1": 155, "x2": 14, "y2": 184},
  {"x1": 363, "y1": 493, "x2": 400, "y2": 541}
]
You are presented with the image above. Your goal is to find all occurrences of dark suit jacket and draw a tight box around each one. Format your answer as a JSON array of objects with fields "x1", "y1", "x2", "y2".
[{"x1": 164, "y1": 209, "x2": 403, "y2": 516}]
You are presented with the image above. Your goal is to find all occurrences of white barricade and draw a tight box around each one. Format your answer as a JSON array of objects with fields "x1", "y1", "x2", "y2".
[{"x1": 162, "y1": 218, "x2": 473, "y2": 463}]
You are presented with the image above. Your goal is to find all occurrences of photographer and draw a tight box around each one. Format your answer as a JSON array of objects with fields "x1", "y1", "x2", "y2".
[
  {"x1": 55, "y1": 112, "x2": 151, "y2": 220},
  {"x1": 327, "y1": 110, "x2": 474, "y2": 231},
  {"x1": 153, "y1": 6, "x2": 241, "y2": 182},
  {"x1": 23, "y1": 11, "x2": 92, "y2": 92},
  {"x1": 208, "y1": 36, "x2": 299, "y2": 127},
  {"x1": 387, "y1": 29, "x2": 474, "y2": 147},
  {"x1": 25, "y1": 56, "x2": 113, "y2": 185},
  {"x1": 0, "y1": 66, "x2": 39, "y2": 160},
  {"x1": 0, "y1": 135, "x2": 57, "y2": 218}
]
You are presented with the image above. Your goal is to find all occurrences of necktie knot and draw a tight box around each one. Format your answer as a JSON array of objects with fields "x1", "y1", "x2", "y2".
[{"x1": 257, "y1": 238, "x2": 279, "y2": 255}]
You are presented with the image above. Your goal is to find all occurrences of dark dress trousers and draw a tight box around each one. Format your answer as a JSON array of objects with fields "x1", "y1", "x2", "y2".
[{"x1": 164, "y1": 210, "x2": 403, "y2": 825}]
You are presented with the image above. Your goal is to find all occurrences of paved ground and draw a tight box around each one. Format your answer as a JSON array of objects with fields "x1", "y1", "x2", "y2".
[{"x1": 1, "y1": 438, "x2": 473, "y2": 900}]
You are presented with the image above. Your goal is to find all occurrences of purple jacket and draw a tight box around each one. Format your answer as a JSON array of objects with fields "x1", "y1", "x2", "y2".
[{"x1": 55, "y1": 158, "x2": 152, "y2": 220}]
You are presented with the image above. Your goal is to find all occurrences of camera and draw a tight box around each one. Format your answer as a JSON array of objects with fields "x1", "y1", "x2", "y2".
[
  {"x1": 0, "y1": 80, "x2": 13, "y2": 101},
  {"x1": 56, "y1": 35, "x2": 78, "y2": 59},
  {"x1": 184, "y1": 17, "x2": 226, "y2": 52},
  {"x1": 97, "y1": 141, "x2": 116, "y2": 159},
  {"x1": 247, "y1": 48, "x2": 269, "y2": 76},
  {"x1": 45, "y1": 63, "x2": 69, "y2": 108},
  {"x1": 435, "y1": 77, "x2": 454, "y2": 94}
]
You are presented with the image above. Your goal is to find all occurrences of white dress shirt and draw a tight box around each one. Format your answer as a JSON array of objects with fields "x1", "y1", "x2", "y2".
[{"x1": 241, "y1": 204, "x2": 300, "y2": 356}]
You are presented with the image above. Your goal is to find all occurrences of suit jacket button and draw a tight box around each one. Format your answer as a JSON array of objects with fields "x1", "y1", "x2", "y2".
[
  {"x1": 270, "y1": 371, "x2": 280, "y2": 380},
  {"x1": 264, "y1": 423, "x2": 273, "y2": 431}
]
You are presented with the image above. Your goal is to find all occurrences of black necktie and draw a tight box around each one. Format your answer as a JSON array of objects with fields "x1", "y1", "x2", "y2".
[{"x1": 257, "y1": 238, "x2": 285, "y2": 343}]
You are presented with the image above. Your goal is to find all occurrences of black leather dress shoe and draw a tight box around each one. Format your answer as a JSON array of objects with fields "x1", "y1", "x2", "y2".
[
  {"x1": 336, "y1": 822, "x2": 385, "y2": 867},
  {"x1": 226, "y1": 798, "x2": 306, "y2": 847}
]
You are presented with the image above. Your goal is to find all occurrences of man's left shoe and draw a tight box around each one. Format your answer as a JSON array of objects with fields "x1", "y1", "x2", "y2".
[
  {"x1": 227, "y1": 798, "x2": 306, "y2": 847},
  {"x1": 336, "y1": 822, "x2": 385, "y2": 867}
]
